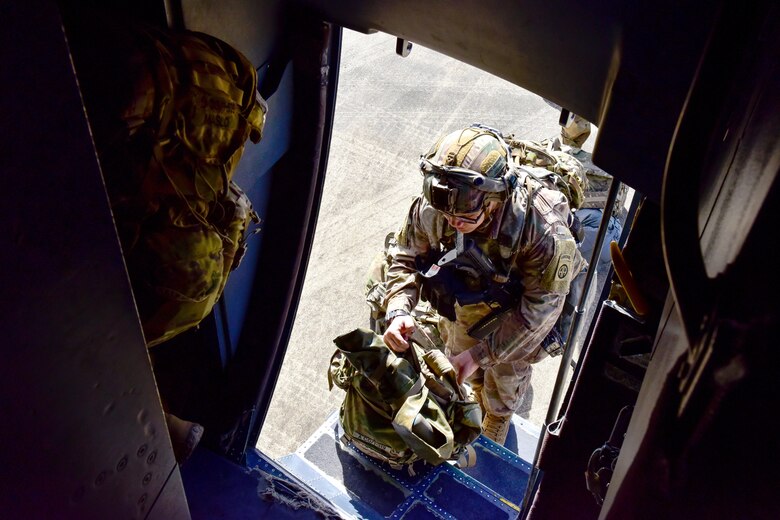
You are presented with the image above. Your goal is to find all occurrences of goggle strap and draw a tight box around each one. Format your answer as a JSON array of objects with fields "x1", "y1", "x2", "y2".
[{"x1": 420, "y1": 159, "x2": 507, "y2": 193}]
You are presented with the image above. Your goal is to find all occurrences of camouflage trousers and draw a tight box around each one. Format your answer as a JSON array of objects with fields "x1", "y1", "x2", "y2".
[{"x1": 440, "y1": 302, "x2": 538, "y2": 418}]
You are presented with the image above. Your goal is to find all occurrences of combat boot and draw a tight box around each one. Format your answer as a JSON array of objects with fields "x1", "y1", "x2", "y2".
[
  {"x1": 482, "y1": 412, "x2": 511, "y2": 445},
  {"x1": 165, "y1": 413, "x2": 204, "y2": 464},
  {"x1": 470, "y1": 384, "x2": 485, "y2": 416}
]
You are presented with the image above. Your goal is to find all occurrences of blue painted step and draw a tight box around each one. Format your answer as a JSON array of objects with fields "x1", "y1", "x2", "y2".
[
  {"x1": 181, "y1": 445, "x2": 342, "y2": 519},
  {"x1": 277, "y1": 411, "x2": 539, "y2": 519}
]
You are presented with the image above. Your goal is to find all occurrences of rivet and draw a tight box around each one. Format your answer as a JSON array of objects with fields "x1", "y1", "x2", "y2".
[
  {"x1": 94, "y1": 471, "x2": 108, "y2": 487},
  {"x1": 142, "y1": 472, "x2": 153, "y2": 486},
  {"x1": 116, "y1": 455, "x2": 128, "y2": 472},
  {"x1": 136, "y1": 444, "x2": 148, "y2": 458},
  {"x1": 146, "y1": 450, "x2": 157, "y2": 465}
]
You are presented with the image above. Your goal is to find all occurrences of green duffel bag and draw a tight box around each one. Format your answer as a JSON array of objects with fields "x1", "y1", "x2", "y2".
[{"x1": 328, "y1": 328, "x2": 482, "y2": 470}]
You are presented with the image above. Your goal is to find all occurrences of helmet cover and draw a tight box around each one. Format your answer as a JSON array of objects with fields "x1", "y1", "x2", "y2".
[{"x1": 421, "y1": 126, "x2": 510, "y2": 214}]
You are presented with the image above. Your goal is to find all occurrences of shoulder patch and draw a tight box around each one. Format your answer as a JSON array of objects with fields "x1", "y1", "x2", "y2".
[{"x1": 541, "y1": 235, "x2": 578, "y2": 294}]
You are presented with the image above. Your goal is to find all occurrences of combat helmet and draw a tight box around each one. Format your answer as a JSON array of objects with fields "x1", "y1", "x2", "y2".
[{"x1": 420, "y1": 123, "x2": 516, "y2": 216}]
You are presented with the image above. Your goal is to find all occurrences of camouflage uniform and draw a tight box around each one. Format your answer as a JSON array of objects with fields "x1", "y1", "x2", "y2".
[{"x1": 384, "y1": 171, "x2": 586, "y2": 417}]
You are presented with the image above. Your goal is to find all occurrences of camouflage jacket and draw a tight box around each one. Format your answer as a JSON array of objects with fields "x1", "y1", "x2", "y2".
[{"x1": 385, "y1": 170, "x2": 586, "y2": 368}]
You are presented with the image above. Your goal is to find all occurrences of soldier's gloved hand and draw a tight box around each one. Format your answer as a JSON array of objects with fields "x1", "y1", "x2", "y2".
[
  {"x1": 383, "y1": 315, "x2": 416, "y2": 352},
  {"x1": 449, "y1": 349, "x2": 479, "y2": 385}
]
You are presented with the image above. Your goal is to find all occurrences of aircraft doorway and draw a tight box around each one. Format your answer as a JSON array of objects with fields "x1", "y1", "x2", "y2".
[{"x1": 256, "y1": 29, "x2": 602, "y2": 463}]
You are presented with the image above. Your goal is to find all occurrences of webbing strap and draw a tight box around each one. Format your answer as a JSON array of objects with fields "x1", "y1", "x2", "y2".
[
  {"x1": 585, "y1": 194, "x2": 609, "y2": 204},
  {"x1": 392, "y1": 376, "x2": 425, "y2": 410},
  {"x1": 409, "y1": 325, "x2": 438, "y2": 352},
  {"x1": 456, "y1": 444, "x2": 478, "y2": 468},
  {"x1": 152, "y1": 143, "x2": 231, "y2": 242}
]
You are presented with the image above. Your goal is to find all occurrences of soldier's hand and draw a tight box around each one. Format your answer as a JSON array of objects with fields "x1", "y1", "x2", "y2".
[
  {"x1": 450, "y1": 349, "x2": 479, "y2": 385},
  {"x1": 383, "y1": 315, "x2": 416, "y2": 352}
]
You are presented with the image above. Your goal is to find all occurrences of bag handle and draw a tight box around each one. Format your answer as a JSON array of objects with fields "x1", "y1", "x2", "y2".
[{"x1": 407, "y1": 322, "x2": 468, "y2": 402}]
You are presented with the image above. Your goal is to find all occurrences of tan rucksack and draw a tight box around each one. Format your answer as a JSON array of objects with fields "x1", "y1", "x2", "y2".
[
  {"x1": 101, "y1": 25, "x2": 268, "y2": 347},
  {"x1": 505, "y1": 136, "x2": 589, "y2": 210}
]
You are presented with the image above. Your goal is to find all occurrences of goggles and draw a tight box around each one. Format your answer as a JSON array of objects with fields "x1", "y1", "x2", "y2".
[
  {"x1": 441, "y1": 207, "x2": 485, "y2": 225},
  {"x1": 420, "y1": 158, "x2": 514, "y2": 214}
]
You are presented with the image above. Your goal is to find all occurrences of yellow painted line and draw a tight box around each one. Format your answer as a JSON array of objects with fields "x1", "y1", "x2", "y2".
[{"x1": 500, "y1": 498, "x2": 520, "y2": 511}]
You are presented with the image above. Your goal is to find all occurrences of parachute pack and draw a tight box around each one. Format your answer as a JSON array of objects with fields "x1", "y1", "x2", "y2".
[
  {"x1": 579, "y1": 164, "x2": 629, "y2": 220},
  {"x1": 504, "y1": 135, "x2": 588, "y2": 210},
  {"x1": 507, "y1": 135, "x2": 629, "y2": 219},
  {"x1": 99, "y1": 25, "x2": 268, "y2": 347},
  {"x1": 328, "y1": 328, "x2": 483, "y2": 470}
]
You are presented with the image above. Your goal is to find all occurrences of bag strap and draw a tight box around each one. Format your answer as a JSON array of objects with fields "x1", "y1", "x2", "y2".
[
  {"x1": 151, "y1": 144, "x2": 232, "y2": 240},
  {"x1": 360, "y1": 348, "x2": 426, "y2": 413},
  {"x1": 408, "y1": 323, "x2": 439, "y2": 352},
  {"x1": 403, "y1": 341, "x2": 424, "y2": 374}
]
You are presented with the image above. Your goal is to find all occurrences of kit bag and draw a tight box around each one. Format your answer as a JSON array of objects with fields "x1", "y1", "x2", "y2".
[
  {"x1": 101, "y1": 25, "x2": 268, "y2": 347},
  {"x1": 328, "y1": 329, "x2": 482, "y2": 469}
]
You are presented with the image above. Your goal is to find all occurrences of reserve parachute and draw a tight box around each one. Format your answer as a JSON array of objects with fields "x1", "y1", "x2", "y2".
[{"x1": 98, "y1": 24, "x2": 268, "y2": 346}]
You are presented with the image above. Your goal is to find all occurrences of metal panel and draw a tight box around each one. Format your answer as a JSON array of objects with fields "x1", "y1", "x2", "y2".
[
  {"x1": 297, "y1": 0, "x2": 720, "y2": 201},
  {"x1": 178, "y1": 0, "x2": 285, "y2": 68},
  {"x1": 0, "y1": 3, "x2": 186, "y2": 519},
  {"x1": 220, "y1": 62, "x2": 296, "y2": 355},
  {"x1": 147, "y1": 467, "x2": 191, "y2": 520},
  {"x1": 599, "y1": 297, "x2": 685, "y2": 518}
]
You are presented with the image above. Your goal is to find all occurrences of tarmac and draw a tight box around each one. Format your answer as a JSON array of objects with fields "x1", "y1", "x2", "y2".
[{"x1": 256, "y1": 29, "x2": 599, "y2": 460}]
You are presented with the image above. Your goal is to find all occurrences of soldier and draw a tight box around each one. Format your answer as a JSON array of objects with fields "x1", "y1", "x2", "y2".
[
  {"x1": 382, "y1": 124, "x2": 586, "y2": 445},
  {"x1": 548, "y1": 113, "x2": 627, "y2": 353},
  {"x1": 560, "y1": 112, "x2": 591, "y2": 153}
]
